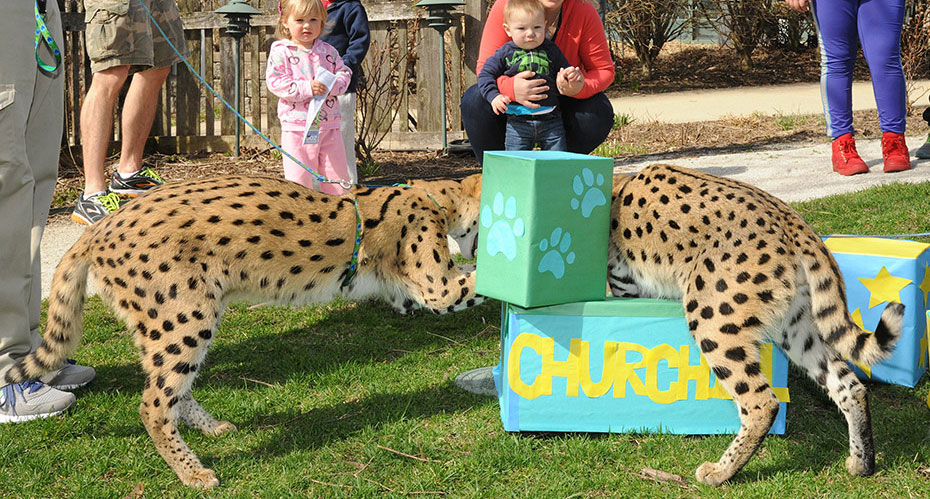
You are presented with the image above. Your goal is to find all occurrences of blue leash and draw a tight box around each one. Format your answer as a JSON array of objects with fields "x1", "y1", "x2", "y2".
[{"x1": 134, "y1": 0, "x2": 369, "y2": 281}]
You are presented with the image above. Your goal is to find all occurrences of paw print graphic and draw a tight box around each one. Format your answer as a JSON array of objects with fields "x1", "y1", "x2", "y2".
[
  {"x1": 537, "y1": 227, "x2": 575, "y2": 279},
  {"x1": 481, "y1": 192, "x2": 525, "y2": 261},
  {"x1": 570, "y1": 168, "x2": 607, "y2": 218}
]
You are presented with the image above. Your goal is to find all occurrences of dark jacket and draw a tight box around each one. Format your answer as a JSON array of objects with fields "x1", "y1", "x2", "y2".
[
  {"x1": 320, "y1": 0, "x2": 371, "y2": 93},
  {"x1": 477, "y1": 39, "x2": 571, "y2": 111}
]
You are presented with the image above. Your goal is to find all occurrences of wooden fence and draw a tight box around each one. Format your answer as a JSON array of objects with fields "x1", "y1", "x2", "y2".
[{"x1": 59, "y1": 0, "x2": 489, "y2": 154}]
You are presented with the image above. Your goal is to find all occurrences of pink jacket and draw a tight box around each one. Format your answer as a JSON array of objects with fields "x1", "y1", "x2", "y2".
[{"x1": 266, "y1": 38, "x2": 352, "y2": 132}]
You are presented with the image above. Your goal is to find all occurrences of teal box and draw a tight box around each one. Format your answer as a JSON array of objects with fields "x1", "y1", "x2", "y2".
[
  {"x1": 495, "y1": 298, "x2": 789, "y2": 435},
  {"x1": 823, "y1": 236, "x2": 930, "y2": 387},
  {"x1": 476, "y1": 151, "x2": 613, "y2": 308}
]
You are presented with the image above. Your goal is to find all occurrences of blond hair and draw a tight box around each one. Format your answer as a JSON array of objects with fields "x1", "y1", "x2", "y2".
[
  {"x1": 275, "y1": 0, "x2": 328, "y2": 40},
  {"x1": 503, "y1": 0, "x2": 545, "y2": 23}
]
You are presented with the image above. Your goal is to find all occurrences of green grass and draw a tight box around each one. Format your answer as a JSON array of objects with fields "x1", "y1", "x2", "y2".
[
  {"x1": 773, "y1": 111, "x2": 816, "y2": 132},
  {"x1": 2, "y1": 182, "x2": 930, "y2": 496},
  {"x1": 593, "y1": 139, "x2": 648, "y2": 157}
]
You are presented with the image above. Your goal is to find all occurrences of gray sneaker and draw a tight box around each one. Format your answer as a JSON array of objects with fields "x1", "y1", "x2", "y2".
[
  {"x1": 916, "y1": 133, "x2": 930, "y2": 159},
  {"x1": 109, "y1": 167, "x2": 165, "y2": 196},
  {"x1": 38, "y1": 359, "x2": 96, "y2": 390},
  {"x1": 71, "y1": 191, "x2": 123, "y2": 225},
  {"x1": 0, "y1": 380, "x2": 75, "y2": 424}
]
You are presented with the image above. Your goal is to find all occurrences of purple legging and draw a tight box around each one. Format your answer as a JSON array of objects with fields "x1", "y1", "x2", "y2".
[{"x1": 810, "y1": 0, "x2": 907, "y2": 138}]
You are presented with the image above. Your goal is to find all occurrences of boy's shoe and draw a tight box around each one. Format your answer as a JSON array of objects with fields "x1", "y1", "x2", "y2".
[
  {"x1": 109, "y1": 167, "x2": 165, "y2": 197},
  {"x1": 71, "y1": 191, "x2": 123, "y2": 225},
  {"x1": 881, "y1": 131, "x2": 911, "y2": 173},
  {"x1": 38, "y1": 359, "x2": 96, "y2": 390},
  {"x1": 913, "y1": 133, "x2": 930, "y2": 160},
  {"x1": 0, "y1": 380, "x2": 75, "y2": 424},
  {"x1": 831, "y1": 133, "x2": 869, "y2": 176}
]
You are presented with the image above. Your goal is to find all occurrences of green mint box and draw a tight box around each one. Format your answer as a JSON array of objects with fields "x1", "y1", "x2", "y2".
[{"x1": 476, "y1": 151, "x2": 613, "y2": 307}]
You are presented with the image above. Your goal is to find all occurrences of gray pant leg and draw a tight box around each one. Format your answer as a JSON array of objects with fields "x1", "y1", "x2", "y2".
[{"x1": 0, "y1": 2, "x2": 64, "y2": 380}]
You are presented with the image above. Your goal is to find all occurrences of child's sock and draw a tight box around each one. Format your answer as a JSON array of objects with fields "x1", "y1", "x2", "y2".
[
  {"x1": 83, "y1": 190, "x2": 107, "y2": 200},
  {"x1": 118, "y1": 169, "x2": 142, "y2": 180}
]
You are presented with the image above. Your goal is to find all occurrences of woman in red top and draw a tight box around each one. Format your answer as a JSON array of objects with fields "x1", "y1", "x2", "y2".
[{"x1": 460, "y1": 0, "x2": 615, "y2": 162}]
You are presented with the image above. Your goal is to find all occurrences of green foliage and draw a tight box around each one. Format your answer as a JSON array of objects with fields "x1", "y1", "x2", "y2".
[
  {"x1": 614, "y1": 113, "x2": 635, "y2": 129},
  {"x1": 773, "y1": 111, "x2": 814, "y2": 131},
  {"x1": 359, "y1": 158, "x2": 382, "y2": 178},
  {"x1": 3, "y1": 183, "x2": 929, "y2": 495},
  {"x1": 51, "y1": 184, "x2": 81, "y2": 209},
  {"x1": 592, "y1": 139, "x2": 647, "y2": 157}
]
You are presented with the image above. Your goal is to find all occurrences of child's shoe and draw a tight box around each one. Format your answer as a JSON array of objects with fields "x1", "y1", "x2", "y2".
[
  {"x1": 831, "y1": 133, "x2": 869, "y2": 176},
  {"x1": 881, "y1": 131, "x2": 911, "y2": 173},
  {"x1": 914, "y1": 132, "x2": 930, "y2": 160}
]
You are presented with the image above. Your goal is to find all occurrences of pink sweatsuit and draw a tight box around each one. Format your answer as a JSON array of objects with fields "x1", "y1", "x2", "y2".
[{"x1": 266, "y1": 38, "x2": 352, "y2": 194}]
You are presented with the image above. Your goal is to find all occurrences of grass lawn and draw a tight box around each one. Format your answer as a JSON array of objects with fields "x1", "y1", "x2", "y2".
[{"x1": 3, "y1": 182, "x2": 929, "y2": 497}]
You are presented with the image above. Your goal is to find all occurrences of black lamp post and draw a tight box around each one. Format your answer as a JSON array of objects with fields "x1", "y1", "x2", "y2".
[
  {"x1": 415, "y1": 0, "x2": 465, "y2": 154},
  {"x1": 215, "y1": 0, "x2": 261, "y2": 157}
]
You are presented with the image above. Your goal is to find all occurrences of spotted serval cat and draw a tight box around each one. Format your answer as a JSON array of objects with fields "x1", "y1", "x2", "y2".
[
  {"x1": 6, "y1": 174, "x2": 484, "y2": 488},
  {"x1": 608, "y1": 164, "x2": 903, "y2": 486}
]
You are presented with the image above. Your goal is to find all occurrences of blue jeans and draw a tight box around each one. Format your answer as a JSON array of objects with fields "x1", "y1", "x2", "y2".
[
  {"x1": 505, "y1": 113, "x2": 567, "y2": 151},
  {"x1": 460, "y1": 84, "x2": 614, "y2": 164}
]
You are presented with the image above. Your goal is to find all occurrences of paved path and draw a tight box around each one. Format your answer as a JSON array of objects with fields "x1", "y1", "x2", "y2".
[
  {"x1": 40, "y1": 82, "x2": 930, "y2": 298},
  {"x1": 609, "y1": 80, "x2": 930, "y2": 124}
]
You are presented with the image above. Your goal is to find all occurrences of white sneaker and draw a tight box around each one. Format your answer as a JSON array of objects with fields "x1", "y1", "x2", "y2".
[{"x1": 0, "y1": 380, "x2": 76, "y2": 424}]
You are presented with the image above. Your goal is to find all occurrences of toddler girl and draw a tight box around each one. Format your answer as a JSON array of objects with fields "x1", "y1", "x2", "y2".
[{"x1": 267, "y1": 0, "x2": 352, "y2": 194}]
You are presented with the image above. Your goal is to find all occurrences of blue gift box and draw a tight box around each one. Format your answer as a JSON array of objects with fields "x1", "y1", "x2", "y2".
[
  {"x1": 824, "y1": 236, "x2": 930, "y2": 387},
  {"x1": 495, "y1": 298, "x2": 790, "y2": 435}
]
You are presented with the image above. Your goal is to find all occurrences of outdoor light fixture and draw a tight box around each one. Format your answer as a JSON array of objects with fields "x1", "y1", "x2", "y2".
[
  {"x1": 215, "y1": 0, "x2": 261, "y2": 156},
  {"x1": 415, "y1": 0, "x2": 465, "y2": 154}
]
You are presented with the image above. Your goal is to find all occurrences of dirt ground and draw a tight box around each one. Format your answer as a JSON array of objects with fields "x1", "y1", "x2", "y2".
[{"x1": 50, "y1": 44, "x2": 929, "y2": 210}]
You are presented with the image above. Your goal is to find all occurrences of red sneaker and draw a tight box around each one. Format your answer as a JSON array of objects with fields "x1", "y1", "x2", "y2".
[
  {"x1": 831, "y1": 133, "x2": 869, "y2": 176},
  {"x1": 881, "y1": 131, "x2": 911, "y2": 173}
]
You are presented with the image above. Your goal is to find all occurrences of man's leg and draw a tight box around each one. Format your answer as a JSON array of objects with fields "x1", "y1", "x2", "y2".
[
  {"x1": 80, "y1": 66, "x2": 130, "y2": 194},
  {"x1": 116, "y1": 66, "x2": 170, "y2": 176}
]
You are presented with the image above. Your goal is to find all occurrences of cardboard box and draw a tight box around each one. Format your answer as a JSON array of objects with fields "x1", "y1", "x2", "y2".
[
  {"x1": 495, "y1": 298, "x2": 790, "y2": 435},
  {"x1": 824, "y1": 236, "x2": 930, "y2": 387},
  {"x1": 476, "y1": 151, "x2": 613, "y2": 308}
]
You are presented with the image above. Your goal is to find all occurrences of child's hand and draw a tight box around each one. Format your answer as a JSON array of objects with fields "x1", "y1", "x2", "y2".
[
  {"x1": 310, "y1": 80, "x2": 328, "y2": 96},
  {"x1": 491, "y1": 94, "x2": 511, "y2": 115},
  {"x1": 557, "y1": 67, "x2": 585, "y2": 96}
]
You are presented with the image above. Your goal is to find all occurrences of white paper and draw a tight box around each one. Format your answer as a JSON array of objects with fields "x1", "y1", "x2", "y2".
[{"x1": 303, "y1": 68, "x2": 338, "y2": 145}]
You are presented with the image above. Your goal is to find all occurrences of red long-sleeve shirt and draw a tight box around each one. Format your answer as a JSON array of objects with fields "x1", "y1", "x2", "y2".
[{"x1": 476, "y1": 0, "x2": 615, "y2": 101}]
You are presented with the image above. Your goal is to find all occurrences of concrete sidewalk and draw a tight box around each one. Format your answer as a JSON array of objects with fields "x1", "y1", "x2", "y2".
[
  {"x1": 609, "y1": 80, "x2": 930, "y2": 124},
  {"x1": 40, "y1": 82, "x2": 930, "y2": 299}
]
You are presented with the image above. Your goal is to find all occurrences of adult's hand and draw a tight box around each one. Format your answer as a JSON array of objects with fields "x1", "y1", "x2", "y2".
[
  {"x1": 785, "y1": 0, "x2": 809, "y2": 12},
  {"x1": 512, "y1": 70, "x2": 548, "y2": 109}
]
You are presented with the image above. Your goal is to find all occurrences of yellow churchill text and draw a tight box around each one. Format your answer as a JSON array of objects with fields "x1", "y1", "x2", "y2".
[{"x1": 507, "y1": 333, "x2": 789, "y2": 404}]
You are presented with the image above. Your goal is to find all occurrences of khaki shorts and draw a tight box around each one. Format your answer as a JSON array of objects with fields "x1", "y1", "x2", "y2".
[{"x1": 84, "y1": 0, "x2": 189, "y2": 73}]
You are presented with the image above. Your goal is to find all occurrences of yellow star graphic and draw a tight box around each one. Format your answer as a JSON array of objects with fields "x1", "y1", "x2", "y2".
[
  {"x1": 920, "y1": 263, "x2": 930, "y2": 307},
  {"x1": 849, "y1": 309, "x2": 871, "y2": 378},
  {"x1": 858, "y1": 267, "x2": 911, "y2": 308}
]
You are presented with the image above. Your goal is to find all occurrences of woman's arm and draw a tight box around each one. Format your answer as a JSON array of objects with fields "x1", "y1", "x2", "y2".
[{"x1": 560, "y1": 0, "x2": 614, "y2": 99}]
